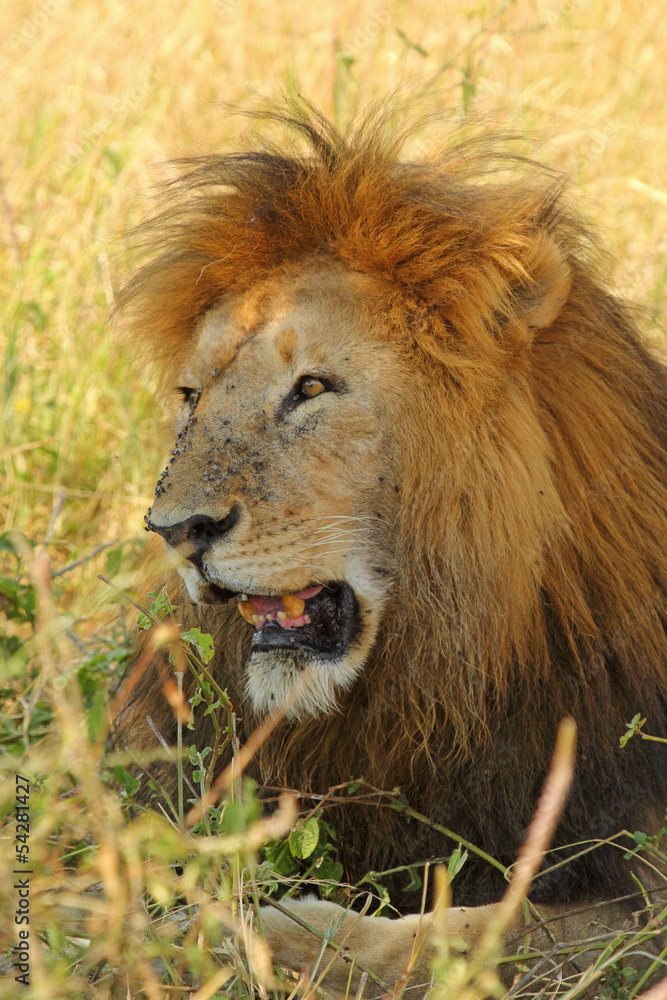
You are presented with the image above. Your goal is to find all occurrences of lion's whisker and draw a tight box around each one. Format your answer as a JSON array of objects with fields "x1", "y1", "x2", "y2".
[{"x1": 302, "y1": 515, "x2": 382, "y2": 524}]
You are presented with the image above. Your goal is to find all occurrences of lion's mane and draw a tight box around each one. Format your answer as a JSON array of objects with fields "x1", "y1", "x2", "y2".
[{"x1": 116, "y1": 103, "x2": 667, "y2": 908}]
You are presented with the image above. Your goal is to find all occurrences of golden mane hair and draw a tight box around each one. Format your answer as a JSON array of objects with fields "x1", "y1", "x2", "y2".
[{"x1": 116, "y1": 102, "x2": 667, "y2": 907}]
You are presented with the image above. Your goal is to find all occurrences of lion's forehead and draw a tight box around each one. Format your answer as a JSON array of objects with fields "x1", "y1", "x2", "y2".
[{"x1": 186, "y1": 265, "x2": 389, "y2": 386}]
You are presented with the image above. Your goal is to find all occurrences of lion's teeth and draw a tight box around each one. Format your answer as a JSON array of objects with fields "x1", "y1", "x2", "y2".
[
  {"x1": 257, "y1": 614, "x2": 266, "y2": 625},
  {"x1": 239, "y1": 593, "x2": 248, "y2": 602},
  {"x1": 282, "y1": 594, "x2": 305, "y2": 618},
  {"x1": 277, "y1": 611, "x2": 287, "y2": 621},
  {"x1": 239, "y1": 601, "x2": 255, "y2": 624},
  {"x1": 251, "y1": 614, "x2": 259, "y2": 624},
  {"x1": 266, "y1": 613, "x2": 275, "y2": 622}
]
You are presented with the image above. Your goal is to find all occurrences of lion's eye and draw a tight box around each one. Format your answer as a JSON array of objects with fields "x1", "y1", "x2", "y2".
[
  {"x1": 283, "y1": 373, "x2": 342, "y2": 416},
  {"x1": 297, "y1": 376, "x2": 328, "y2": 400},
  {"x1": 176, "y1": 386, "x2": 198, "y2": 405}
]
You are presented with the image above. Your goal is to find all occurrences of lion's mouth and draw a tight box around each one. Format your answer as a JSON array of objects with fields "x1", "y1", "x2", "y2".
[{"x1": 239, "y1": 583, "x2": 361, "y2": 659}]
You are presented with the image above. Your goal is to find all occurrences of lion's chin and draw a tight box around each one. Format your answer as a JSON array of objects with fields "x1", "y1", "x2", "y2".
[
  {"x1": 243, "y1": 584, "x2": 368, "y2": 719},
  {"x1": 244, "y1": 644, "x2": 368, "y2": 720},
  {"x1": 177, "y1": 562, "x2": 384, "y2": 719}
]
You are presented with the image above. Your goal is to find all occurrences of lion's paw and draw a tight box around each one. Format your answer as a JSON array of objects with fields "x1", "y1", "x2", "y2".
[{"x1": 259, "y1": 897, "x2": 438, "y2": 997}]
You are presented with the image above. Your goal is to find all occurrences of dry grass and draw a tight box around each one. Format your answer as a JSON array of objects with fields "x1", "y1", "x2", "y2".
[{"x1": 1, "y1": 1, "x2": 666, "y2": 998}]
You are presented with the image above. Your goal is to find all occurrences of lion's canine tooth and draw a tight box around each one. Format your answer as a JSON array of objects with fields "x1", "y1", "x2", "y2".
[
  {"x1": 240, "y1": 593, "x2": 248, "y2": 602},
  {"x1": 239, "y1": 601, "x2": 255, "y2": 624},
  {"x1": 277, "y1": 611, "x2": 287, "y2": 621},
  {"x1": 282, "y1": 594, "x2": 305, "y2": 618}
]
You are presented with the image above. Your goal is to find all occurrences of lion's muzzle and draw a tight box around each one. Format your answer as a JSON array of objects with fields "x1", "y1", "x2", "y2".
[{"x1": 146, "y1": 505, "x2": 240, "y2": 561}]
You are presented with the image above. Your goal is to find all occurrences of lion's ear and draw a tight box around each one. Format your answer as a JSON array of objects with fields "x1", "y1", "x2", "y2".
[{"x1": 514, "y1": 231, "x2": 572, "y2": 331}]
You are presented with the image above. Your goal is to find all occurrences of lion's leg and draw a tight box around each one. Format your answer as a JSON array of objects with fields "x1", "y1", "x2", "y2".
[
  {"x1": 258, "y1": 896, "x2": 660, "y2": 998},
  {"x1": 258, "y1": 896, "x2": 443, "y2": 996}
]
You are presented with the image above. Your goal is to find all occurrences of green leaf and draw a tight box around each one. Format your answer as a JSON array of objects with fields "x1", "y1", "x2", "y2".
[
  {"x1": 113, "y1": 765, "x2": 141, "y2": 798},
  {"x1": 222, "y1": 800, "x2": 247, "y2": 835},
  {"x1": 289, "y1": 817, "x2": 320, "y2": 860},
  {"x1": 182, "y1": 627, "x2": 215, "y2": 664},
  {"x1": 86, "y1": 690, "x2": 107, "y2": 741},
  {"x1": 136, "y1": 588, "x2": 177, "y2": 628},
  {"x1": 402, "y1": 866, "x2": 423, "y2": 893},
  {"x1": 262, "y1": 843, "x2": 299, "y2": 878},
  {"x1": 0, "y1": 575, "x2": 36, "y2": 624},
  {"x1": 189, "y1": 680, "x2": 211, "y2": 708},
  {"x1": 315, "y1": 856, "x2": 344, "y2": 883},
  {"x1": 220, "y1": 780, "x2": 261, "y2": 834},
  {"x1": 620, "y1": 713, "x2": 645, "y2": 748},
  {"x1": 447, "y1": 846, "x2": 469, "y2": 879},
  {"x1": 185, "y1": 744, "x2": 210, "y2": 767}
]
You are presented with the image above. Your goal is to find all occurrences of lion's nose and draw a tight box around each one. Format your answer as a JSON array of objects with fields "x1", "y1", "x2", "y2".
[{"x1": 147, "y1": 504, "x2": 241, "y2": 556}]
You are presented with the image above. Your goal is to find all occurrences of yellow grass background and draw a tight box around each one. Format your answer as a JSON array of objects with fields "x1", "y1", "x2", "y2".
[
  {"x1": 2, "y1": 0, "x2": 666, "y2": 618},
  {"x1": 1, "y1": 4, "x2": 667, "y2": 998}
]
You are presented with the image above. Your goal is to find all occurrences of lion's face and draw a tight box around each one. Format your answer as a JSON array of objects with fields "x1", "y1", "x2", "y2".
[{"x1": 147, "y1": 263, "x2": 401, "y2": 718}]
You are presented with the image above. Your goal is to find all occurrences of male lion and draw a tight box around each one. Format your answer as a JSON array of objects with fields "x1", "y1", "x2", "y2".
[{"x1": 113, "y1": 105, "x2": 667, "y2": 994}]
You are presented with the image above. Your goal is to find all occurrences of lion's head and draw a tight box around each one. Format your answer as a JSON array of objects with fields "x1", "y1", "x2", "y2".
[
  {"x1": 122, "y1": 105, "x2": 656, "y2": 725},
  {"x1": 140, "y1": 227, "x2": 576, "y2": 721},
  {"x1": 117, "y1": 104, "x2": 667, "y2": 902},
  {"x1": 143, "y1": 263, "x2": 401, "y2": 718}
]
